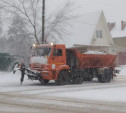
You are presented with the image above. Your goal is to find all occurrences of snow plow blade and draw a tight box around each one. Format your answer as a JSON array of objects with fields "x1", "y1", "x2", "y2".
[
  {"x1": 13, "y1": 67, "x2": 44, "y2": 84},
  {"x1": 25, "y1": 69, "x2": 42, "y2": 80}
]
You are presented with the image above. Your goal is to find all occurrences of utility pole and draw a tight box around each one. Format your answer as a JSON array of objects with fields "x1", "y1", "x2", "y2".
[{"x1": 42, "y1": 0, "x2": 45, "y2": 44}]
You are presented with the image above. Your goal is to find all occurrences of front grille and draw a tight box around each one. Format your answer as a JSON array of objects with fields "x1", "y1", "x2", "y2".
[{"x1": 32, "y1": 64, "x2": 41, "y2": 70}]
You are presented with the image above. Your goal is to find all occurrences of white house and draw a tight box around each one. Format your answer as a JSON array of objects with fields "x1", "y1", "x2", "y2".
[
  {"x1": 66, "y1": 11, "x2": 114, "y2": 47},
  {"x1": 59, "y1": 11, "x2": 116, "y2": 54}
]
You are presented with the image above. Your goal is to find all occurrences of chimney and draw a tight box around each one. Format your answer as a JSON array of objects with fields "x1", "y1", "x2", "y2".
[
  {"x1": 108, "y1": 22, "x2": 115, "y2": 31},
  {"x1": 121, "y1": 21, "x2": 126, "y2": 30}
]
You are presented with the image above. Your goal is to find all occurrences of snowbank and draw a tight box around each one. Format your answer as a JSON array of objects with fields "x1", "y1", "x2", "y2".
[
  {"x1": 0, "y1": 71, "x2": 34, "y2": 86},
  {"x1": 0, "y1": 71, "x2": 21, "y2": 86}
]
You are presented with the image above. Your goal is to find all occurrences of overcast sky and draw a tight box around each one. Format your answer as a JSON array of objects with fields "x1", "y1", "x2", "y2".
[
  {"x1": 47, "y1": 0, "x2": 126, "y2": 23},
  {"x1": 1, "y1": 0, "x2": 126, "y2": 40},
  {"x1": 1, "y1": 0, "x2": 126, "y2": 28}
]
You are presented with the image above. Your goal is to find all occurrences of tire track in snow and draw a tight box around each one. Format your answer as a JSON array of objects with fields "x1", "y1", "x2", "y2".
[
  {"x1": 0, "y1": 91, "x2": 126, "y2": 113},
  {"x1": 5, "y1": 82, "x2": 126, "y2": 96}
]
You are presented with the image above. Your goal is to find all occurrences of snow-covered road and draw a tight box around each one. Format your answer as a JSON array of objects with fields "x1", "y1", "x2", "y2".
[{"x1": 0, "y1": 68, "x2": 126, "y2": 113}]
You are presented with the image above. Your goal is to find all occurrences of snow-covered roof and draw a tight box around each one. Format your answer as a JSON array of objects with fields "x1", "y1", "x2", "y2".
[
  {"x1": 65, "y1": 11, "x2": 102, "y2": 47},
  {"x1": 111, "y1": 31, "x2": 126, "y2": 38},
  {"x1": 111, "y1": 22, "x2": 126, "y2": 38}
]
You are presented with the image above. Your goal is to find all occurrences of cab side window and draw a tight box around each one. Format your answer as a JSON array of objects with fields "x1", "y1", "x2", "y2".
[{"x1": 53, "y1": 49, "x2": 62, "y2": 56}]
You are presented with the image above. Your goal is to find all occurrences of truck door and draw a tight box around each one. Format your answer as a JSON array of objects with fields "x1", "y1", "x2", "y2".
[{"x1": 51, "y1": 46, "x2": 66, "y2": 70}]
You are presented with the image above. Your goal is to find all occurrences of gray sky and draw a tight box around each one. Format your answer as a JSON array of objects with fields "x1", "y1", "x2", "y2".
[
  {"x1": 2, "y1": 0, "x2": 126, "y2": 28},
  {"x1": 47, "y1": 0, "x2": 126, "y2": 23},
  {"x1": 1, "y1": 0, "x2": 126, "y2": 40}
]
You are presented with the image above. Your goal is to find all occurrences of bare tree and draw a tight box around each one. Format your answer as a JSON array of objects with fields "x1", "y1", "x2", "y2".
[
  {"x1": 1, "y1": 0, "x2": 41, "y2": 44},
  {"x1": 0, "y1": 0, "x2": 76, "y2": 44},
  {"x1": 45, "y1": 2, "x2": 76, "y2": 43}
]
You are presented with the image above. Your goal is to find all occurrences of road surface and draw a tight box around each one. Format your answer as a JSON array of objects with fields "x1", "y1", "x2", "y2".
[{"x1": 0, "y1": 74, "x2": 126, "y2": 113}]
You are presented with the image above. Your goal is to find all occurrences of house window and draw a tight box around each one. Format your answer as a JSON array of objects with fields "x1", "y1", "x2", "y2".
[{"x1": 96, "y1": 30, "x2": 102, "y2": 38}]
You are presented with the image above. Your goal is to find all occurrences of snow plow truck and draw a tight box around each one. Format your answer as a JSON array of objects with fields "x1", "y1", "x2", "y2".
[{"x1": 18, "y1": 43, "x2": 116, "y2": 85}]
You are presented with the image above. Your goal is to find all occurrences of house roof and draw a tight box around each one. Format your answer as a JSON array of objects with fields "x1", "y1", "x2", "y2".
[
  {"x1": 111, "y1": 22, "x2": 126, "y2": 38},
  {"x1": 59, "y1": 11, "x2": 102, "y2": 47},
  {"x1": 111, "y1": 31, "x2": 126, "y2": 38}
]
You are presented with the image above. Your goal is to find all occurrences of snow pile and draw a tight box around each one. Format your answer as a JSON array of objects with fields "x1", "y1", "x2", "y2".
[
  {"x1": 83, "y1": 51, "x2": 106, "y2": 55},
  {"x1": 0, "y1": 71, "x2": 33, "y2": 86},
  {"x1": 0, "y1": 71, "x2": 21, "y2": 86}
]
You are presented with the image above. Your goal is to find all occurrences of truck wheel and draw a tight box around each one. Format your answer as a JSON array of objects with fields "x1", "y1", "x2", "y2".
[
  {"x1": 43, "y1": 80, "x2": 50, "y2": 84},
  {"x1": 98, "y1": 69, "x2": 111, "y2": 83},
  {"x1": 39, "y1": 79, "x2": 44, "y2": 84},
  {"x1": 98, "y1": 75, "x2": 102, "y2": 83},
  {"x1": 55, "y1": 70, "x2": 68, "y2": 85},
  {"x1": 76, "y1": 77, "x2": 83, "y2": 84},
  {"x1": 83, "y1": 77, "x2": 88, "y2": 81},
  {"x1": 83, "y1": 76, "x2": 93, "y2": 81},
  {"x1": 87, "y1": 76, "x2": 93, "y2": 81},
  {"x1": 86, "y1": 74, "x2": 94, "y2": 81},
  {"x1": 87, "y1": 69, "x2": 95, "y2": 81},
  {"x1": 39, "y1": 79, "x2": 50, "y2": 84},
  {"x1": 72, "y1": 76, "x2": 83, "y2": 84}
]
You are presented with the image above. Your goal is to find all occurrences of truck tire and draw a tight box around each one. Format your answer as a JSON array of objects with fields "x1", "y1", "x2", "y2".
[
  {"x1": 55, "y1": 70, "x2": 69, "y2": 85},
  {"x1": 87, "y1": 69, "x2": 95, "y2": 81},
  {"x1": 87, "y1": 75, "x2": 94, "y2": 81},
  {"x1": 39, "y1": 79, "x2": 43, "y2": 84},
  {"x1": 73, "y1": 77, "x2": 83, "y2": 84},
  {"x1": 98, "y1": 75, "x2": 102, "y2": 83},
  {"x1": 72, "y1": 75, "x2": 83, "y2": 84},
  {"x1": 39, "y1": 79, "x2": 50, "y2": 84},
  {"x1": 83, "y1": 71, "x2": 94, "y2": 81},
  {"x1": 43, "y1": 80, "x2": 50, "y2": 84},
  {"x1": 98, "y1": 69, "x2": 111, "y2": 83}
]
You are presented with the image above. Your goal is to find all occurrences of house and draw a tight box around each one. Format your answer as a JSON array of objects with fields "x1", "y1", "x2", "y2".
[
  {"x1": 108, "y1": 21, "x2": 126, "y2": 65},
  {"x1": 51, "y1": 11, "x2": 115, "y2": 54},
  {"x1": 64, "y1": 11, "x2": 116, "y2": 54}
]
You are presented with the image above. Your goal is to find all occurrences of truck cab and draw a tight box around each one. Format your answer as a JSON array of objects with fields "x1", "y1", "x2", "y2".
[{"x1": 30, "y1": 44, "x2": 69, "y2": 81}]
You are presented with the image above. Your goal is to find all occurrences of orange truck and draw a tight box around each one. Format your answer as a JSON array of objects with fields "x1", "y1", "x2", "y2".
[{"x1": 24, "y1": 43, "x2": 116, "y2": 85}]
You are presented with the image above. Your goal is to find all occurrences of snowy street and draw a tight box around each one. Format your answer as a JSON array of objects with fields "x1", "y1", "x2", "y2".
[
  {"x1": 1, "y1": 0, "x2": 126, "y2": 113},
  {"x1": 0, "y1": 67, "x2": 126, "y2": 113}
]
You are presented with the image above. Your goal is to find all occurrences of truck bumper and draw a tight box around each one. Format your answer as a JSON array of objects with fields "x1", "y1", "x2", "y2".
[
  {"x1": 42, "y1": 71, "x2": 56, "y2": 80},
  {"x1": 26, "y1": 69, "x2": 56, "y2": 81}
]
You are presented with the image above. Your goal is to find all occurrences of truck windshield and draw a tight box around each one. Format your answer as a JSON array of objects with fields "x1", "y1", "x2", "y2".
[{"x1": 33, "y1": 47, "x2": 51, "y2": 56}]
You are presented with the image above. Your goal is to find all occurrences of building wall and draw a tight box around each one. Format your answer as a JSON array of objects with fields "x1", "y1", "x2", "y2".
[
  {"x1": 112, "y1": 38, "x2": 126, "y2": 65},
  {"x1": 113, "y1": 37, "x2": 126, "y2": 48}
]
